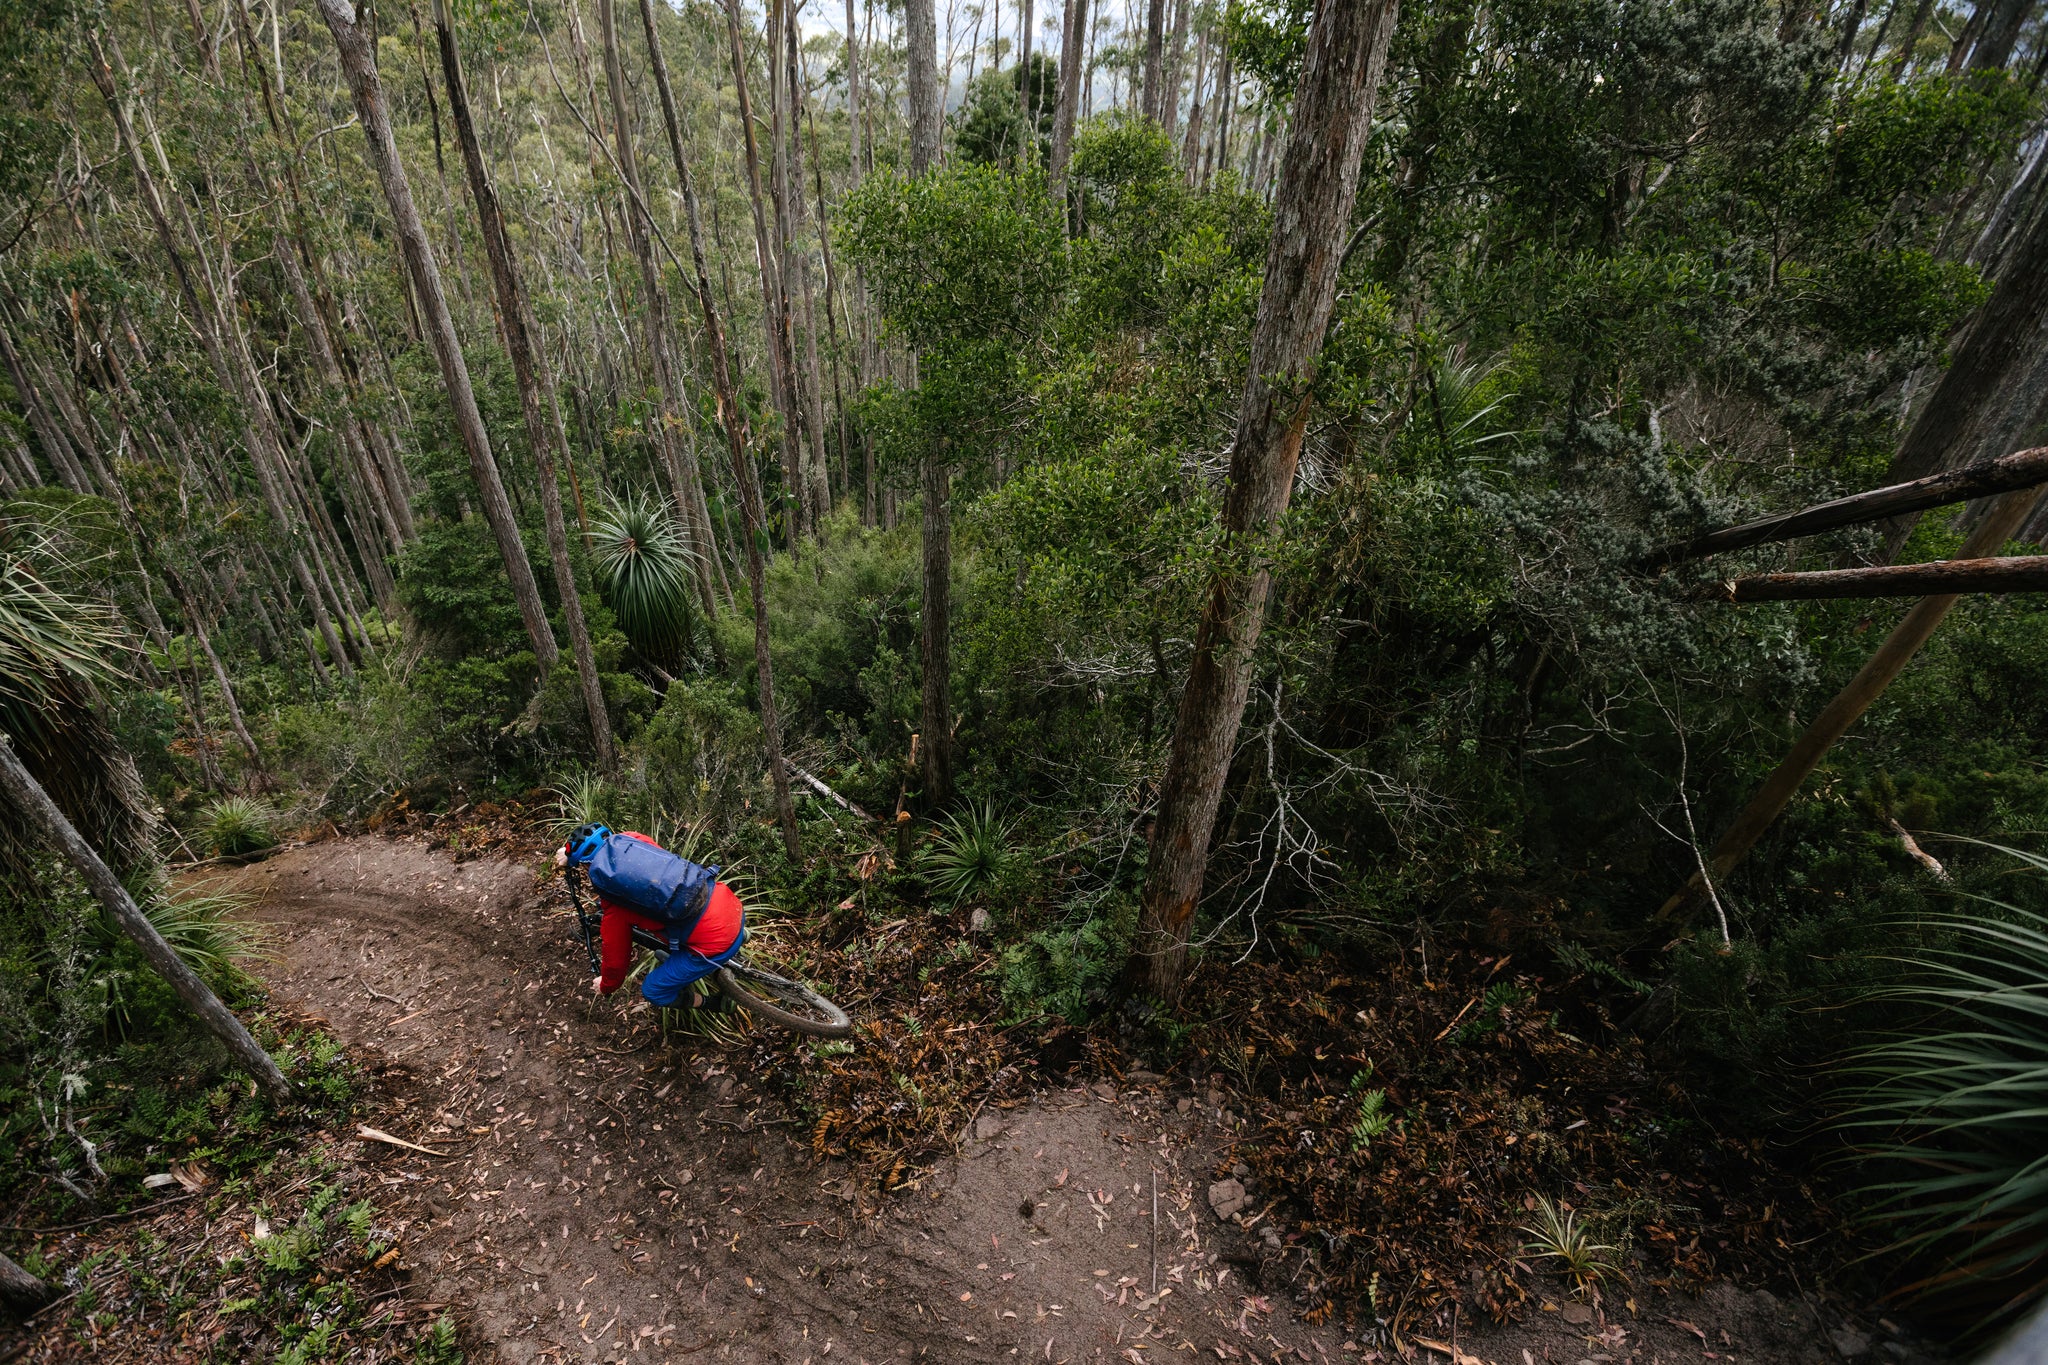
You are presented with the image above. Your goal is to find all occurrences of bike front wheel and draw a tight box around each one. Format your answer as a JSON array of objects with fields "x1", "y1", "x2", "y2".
[{"x1": 715, "y1": 961, "x2": 853, "y2": 1038}]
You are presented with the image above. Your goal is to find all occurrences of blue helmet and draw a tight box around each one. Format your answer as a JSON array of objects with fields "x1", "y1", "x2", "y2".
[{"x1": 566, "y1": 822, "x2": 611, "y2": 864}]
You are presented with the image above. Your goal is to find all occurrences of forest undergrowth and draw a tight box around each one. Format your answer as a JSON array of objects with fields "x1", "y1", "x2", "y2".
[{"x1": 7, "y1": 0, "x2": 2048, "y2": 1346}]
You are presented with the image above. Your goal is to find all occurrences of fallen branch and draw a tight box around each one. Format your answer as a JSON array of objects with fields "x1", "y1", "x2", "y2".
[
  {"x1": 1705, "y1": 554, "x2": 2048, "y2": 602},
  {"x1": 1887, "y1": 818, "x2": 1949, "y2": 880},
  {"x1": 783, "y1": 759, "x2": 874, "y2": 821},
  {"x1": 166, "y1": 842, "x2": 292, "y2": 871},
  {"x1": 1651, "y1": 446, "x2": 2048, "y2": 566},
  {"x1": 356, "y1": 1126, "x2": 455, "y2": 1158},
  {"x1": 1, "y1": 1191, "x2": 202, "y2": 1236}
]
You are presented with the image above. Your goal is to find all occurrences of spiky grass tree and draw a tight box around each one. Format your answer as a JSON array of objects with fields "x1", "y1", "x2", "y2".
[
  {"x1": 0, "y1": 516, "x2": 152, "y2": 873},
  {"x1": 591, "y1": 492, "x2": 698, "y2": 671}
]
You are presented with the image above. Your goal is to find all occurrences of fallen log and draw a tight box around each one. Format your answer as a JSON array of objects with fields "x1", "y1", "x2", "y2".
[
  {"x1": 1707, "y1": 554, "x2": 2048, "y2": 602},
  {"x1": 1659, "y1": 485, "x2": 2048, "y2": 922},
  {"x1": 0, "y1": 734, "x2": 293, "y2": 1103},
  {"x1": 1650, "y1": 445, "x2": 2048, "y2": 567}
]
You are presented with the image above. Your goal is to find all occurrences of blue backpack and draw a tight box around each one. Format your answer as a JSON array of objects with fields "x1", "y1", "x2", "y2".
[{"x1": 586, "y1": 835, "x2": 720, "y2": 947}]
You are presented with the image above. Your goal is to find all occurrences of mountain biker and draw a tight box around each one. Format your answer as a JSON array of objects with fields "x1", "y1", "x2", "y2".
[{"x1": 555, "y1": 824, "x2": 745, "y2": 1011}]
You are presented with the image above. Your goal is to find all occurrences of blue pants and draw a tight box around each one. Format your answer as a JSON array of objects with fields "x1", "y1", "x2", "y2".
[{"x1": 642, "y1": 926, "x2": 746, "y2": 1007}]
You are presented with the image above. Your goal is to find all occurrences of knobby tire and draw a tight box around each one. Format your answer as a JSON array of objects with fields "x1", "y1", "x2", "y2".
[{"x1": 715, "y1": 961, "x2": 852, "y2": 1038}]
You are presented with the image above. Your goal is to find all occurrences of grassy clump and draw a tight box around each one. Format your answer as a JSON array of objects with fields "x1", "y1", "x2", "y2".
[
  {"x1": 1838, "y1": 846, "x2": 2048, "y2": 1327},
  {"x1": 200, "y1": 796, "x2": 277, "y2": 858}
]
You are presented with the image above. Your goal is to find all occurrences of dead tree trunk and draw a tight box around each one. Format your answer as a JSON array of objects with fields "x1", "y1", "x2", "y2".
[
  {"x1": 1710, "y1": 553, "x2": 2048, "y2": 600},
  {"x1": 1124, "y1": 0, "x2": 1401, "y2": 1004},
  {"x1": 1651, "y1": 445, "x2": 2048, "y2": 565},
  {"x1": 314, "y1": 0, "x2": 559, "y2": 670},
  {"x1": 0, "y1": 735, "x2": 292, "y2": 1102},
  {"x1": 434, "y1": 0, "x2": 617, "y2": 770}
]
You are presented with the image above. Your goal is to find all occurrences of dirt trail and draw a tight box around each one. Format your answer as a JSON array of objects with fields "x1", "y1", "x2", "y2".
[{"x1": 220, "y1": 837, "x2": 1934, "y2": 1365}]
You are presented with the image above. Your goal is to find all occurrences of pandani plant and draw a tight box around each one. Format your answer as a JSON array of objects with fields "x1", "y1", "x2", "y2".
[
  {"x1": 1837, "y1": 844, "x2": 2048, "y2": 1327},
  {"x1": 590, "y1": 491, "x2": 697, "y2": 671},
  {"x1": 0, "y1": 508, "x2": 152, "y2": 871}
]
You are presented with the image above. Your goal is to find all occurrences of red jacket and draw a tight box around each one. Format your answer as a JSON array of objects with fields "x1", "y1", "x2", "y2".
[{"x1": 594, "y1": 831, "x2": 744, "y2": 994}]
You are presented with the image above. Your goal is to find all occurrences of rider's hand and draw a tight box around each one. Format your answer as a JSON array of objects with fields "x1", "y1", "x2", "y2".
[
  {"x1": 590, "y1": 975, "x2": 604, "y2": 995},
  {"x1": 555, "y1": 847, "x2": 569, "y2": 870}
]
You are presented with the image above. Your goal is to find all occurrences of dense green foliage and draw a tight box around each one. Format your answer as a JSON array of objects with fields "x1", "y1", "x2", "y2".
[{"x1": 3, "y1": 0, "x2": 2048, "y2": 1327}]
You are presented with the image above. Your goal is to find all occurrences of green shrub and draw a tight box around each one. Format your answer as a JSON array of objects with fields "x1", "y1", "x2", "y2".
[
  {"x1": 997, "y1": 893, "x2": 1136, "y2": 1023},
  {"x1": 629, "y1": 676, "x2": 765, "y2": 840},
  {"x1": 199, "y1": 796, "x2": 277, "y2": 857},
  {"x1": 926, "y1": 801, "x2": 1020, "y2": 904}
]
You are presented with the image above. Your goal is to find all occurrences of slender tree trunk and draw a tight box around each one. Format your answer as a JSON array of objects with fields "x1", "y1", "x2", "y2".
[
  {"x1": 435, "y1": 0, "x2": 617, "y2": 769},
  {"x1": 1181, "y1": 29, "x2": 1208, "y2": 180},
  {"x1": 845, "y1": 0, "x2": 865, "y2": 185},
  {"x1": 315, "y1": 0, "x2": 559, "y2": 669},
  {"x1": 1051, "y1": 0, "x2": 1088, "y2": 199},
  {"x1": 595, "y1": 0, "x2": 722, "y2": 612},
  {"x1": 165, "y1": 569, "x2": 268, "y2": 781},
  {"x1": 1142, "y1": 0, "x2": 1166, "y2": 120},
  {"x1": 1021, "y1": 0, "x2": 1037, "y2": 128},
  {"x1": 920, "y1": 443, "x2": 955, "y2": 805},
  {"x1": 1124, "y1": 0, "x2": 1401, "y2": 1003},
  {"x1": 1163, "y1": 0, "x2": 1190, "y2": 137},
  {"x1": 0, "y1": 736, "x2": 292, "y2": 1102},
  {"x1": 906, "y1": 0, "x2": 943, "y2": 173},
  {"x1": 722, "y1": 0, "x2": 808, "y2": 546},
  {"x1": 785, "y1": 10, "x2": 834, "y2": 524},
  {"x1": 651, "y1": 42, "x2": 805, "y2": 859}
]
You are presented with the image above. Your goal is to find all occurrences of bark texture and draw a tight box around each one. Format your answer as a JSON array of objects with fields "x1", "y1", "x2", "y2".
[
  {"x1": 1050, "y1": 0, "x2": 1089, "y2": 197},
  {"x1": 0, "y1": 1250, "x2": 55, "y2": 1318},
  {"x1": 313, "y1": 0, "x2": 559, "y2": 668},
  {"x1": 1713, "y1": 554, "x2": 2048, "y2": 601},
  {"x1": 1125, "y1": 0, "x2": 1401, "y2": 1003},
  {"x1": 905, "y1": 0, "x2": 942, "y2": 174},
  {"x1": 919, "y1": 446, "x2": 955, "y2": 806},
  {"x1": 722, "y1": 0, "x2": 808, "y2": 543}
]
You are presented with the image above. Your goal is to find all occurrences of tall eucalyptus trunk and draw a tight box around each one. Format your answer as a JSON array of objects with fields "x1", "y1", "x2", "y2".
[
  {"x1": 434, "y1": 0, "x2": 617, "y2": 769},
  {"x1": 313, "y1": 0, "x2": 560, "y2": 669},
  {"x1": 1125, "y1": 0, "x2": 1401, "y2": 1003},
  {"x1": 723, "y1": 0, "x2": 809, "y2": 544},
  {"x1": 639, "y1": 0, "x2": 804, "y2": 858},
  {"x1": 595, "y1": 0, "x2": 722, "y2": 612}
]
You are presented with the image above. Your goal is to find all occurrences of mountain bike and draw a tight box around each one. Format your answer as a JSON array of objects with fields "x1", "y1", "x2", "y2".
[{"x1": 564, "y1": 868, "x2": 852, "y2": 1038}]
